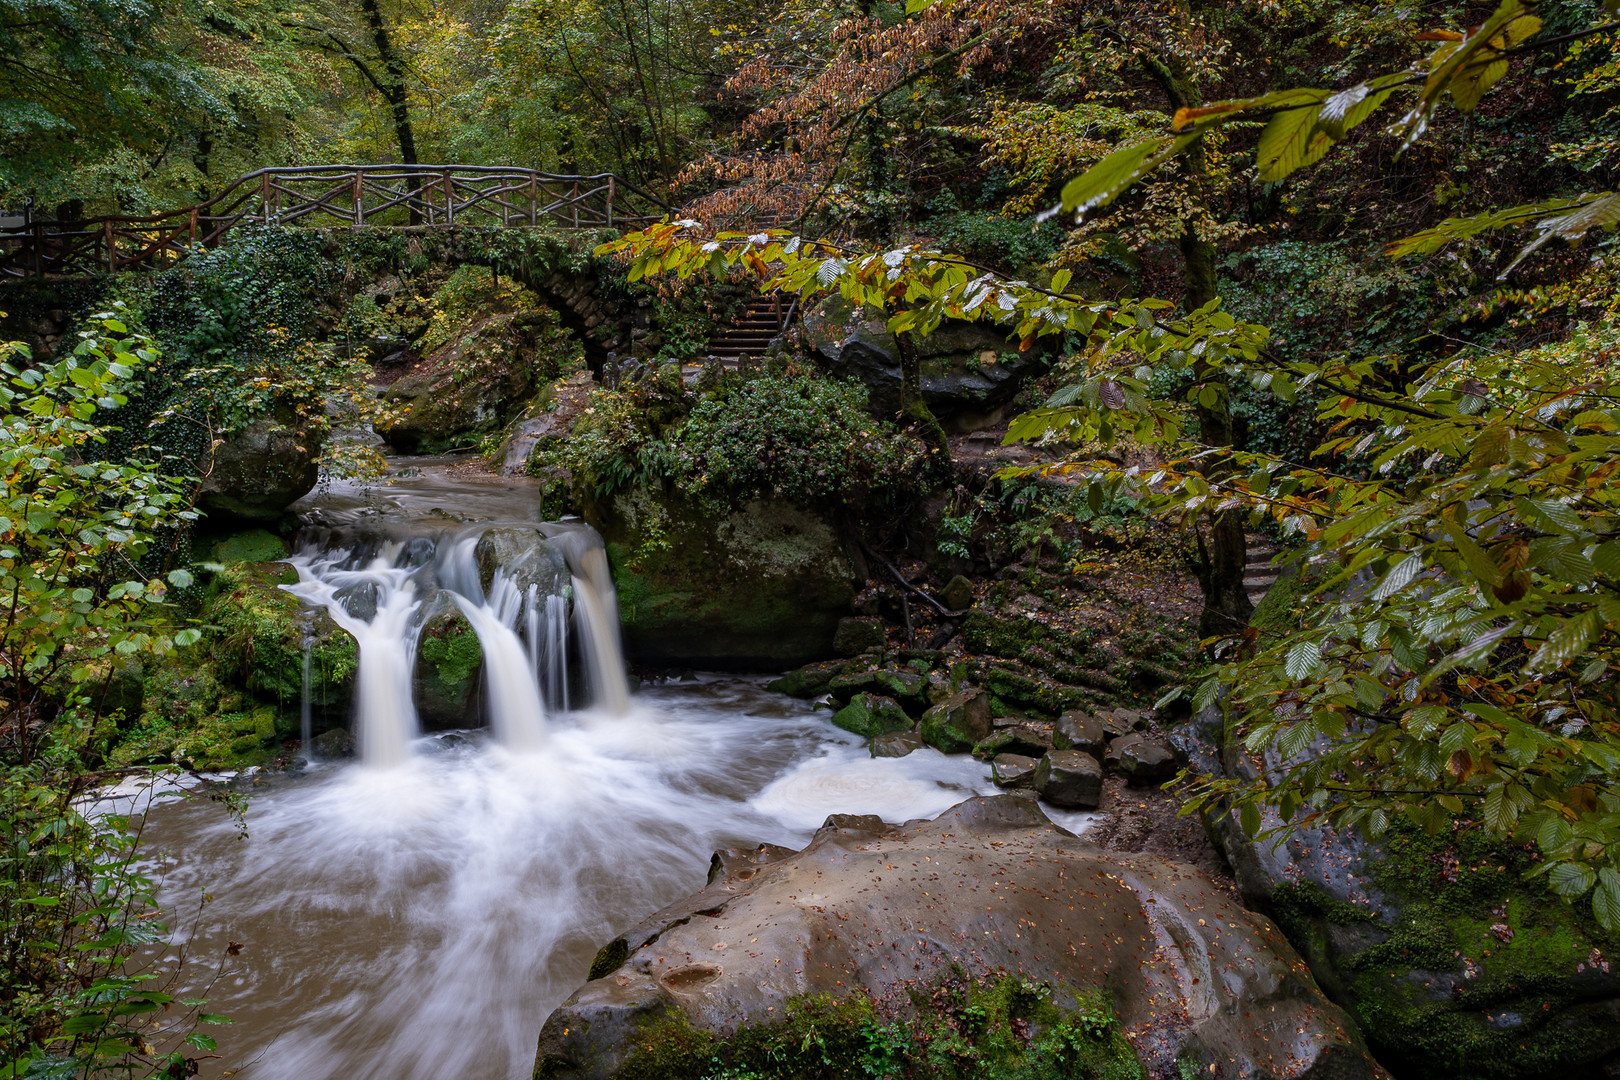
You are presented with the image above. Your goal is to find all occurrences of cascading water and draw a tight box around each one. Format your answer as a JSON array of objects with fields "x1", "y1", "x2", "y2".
[
  {"x1": 283, "y1": 520, "x2": 632, "y2": 762},
  {"x1": 285, "y1": 544, "x2": 424, "y2": 767},
  {"x1": 299, "y1": 633, "x2": 314, "y2": 758},
  {"x1": 130, "y1": 458, "x2": 1084, "y2": 1080}
]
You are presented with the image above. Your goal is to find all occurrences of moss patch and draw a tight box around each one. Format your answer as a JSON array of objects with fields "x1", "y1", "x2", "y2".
[
  {"x1": 577, "y1": 975, "x2": 1142, "y2": 1080},
  {"x1": 1272, "y1": 819, "x2": 1620, "y2": 1079}
]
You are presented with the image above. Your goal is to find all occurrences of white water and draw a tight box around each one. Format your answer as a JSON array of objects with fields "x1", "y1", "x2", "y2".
[
  {"x1": 282, "y1": 523, "x2": 630, "y2": 763},
  {"x1": 286, "y1": 546, "x2": 424, "y2": 767},
  {"x1": 138, "y1": 681, "x2": 1015, "y2": 1080},
  {"x1": 450, "y1": 572, "x2": 548, "y2": 751}
]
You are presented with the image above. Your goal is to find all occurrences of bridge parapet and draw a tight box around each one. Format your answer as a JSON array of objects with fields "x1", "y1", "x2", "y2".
[{"x1": 0, "y1": 165, "x2": 667, "y2": 280}]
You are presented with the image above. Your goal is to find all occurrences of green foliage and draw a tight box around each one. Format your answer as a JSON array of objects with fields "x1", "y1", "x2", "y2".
[
  {"x1": 595, "y1": 976, "x2": 1141, "y2": 1080},
  {"x1": 0, "y1": 318, "x2": 227, "y2": 1077},
  {"x1": 0, "y1": 315, "x2": 200, "y2": 757},
  {"x1": 534, "y1": 369, "x2": 927, "y2": 514}
]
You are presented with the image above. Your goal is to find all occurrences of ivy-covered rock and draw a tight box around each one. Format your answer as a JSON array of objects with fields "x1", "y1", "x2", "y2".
[
  {"x1": 830, "y1": 692, "x2": 912, "y2": 739},
  {"x1": 589, "y1": 487, "x2": 861, "y2": 668},
  {"x1": 197, "y1": 412, "x2": 320, "y2": 521},
  {"x1": 415, "y1": 598, "x2": 483, "y2": 729},
  {"x1": 536, "y1": 796, "x2": 1378, "y2": 1080},
  {"x1": 919, "y1": 688, "x2": 991, "y2": 753}
]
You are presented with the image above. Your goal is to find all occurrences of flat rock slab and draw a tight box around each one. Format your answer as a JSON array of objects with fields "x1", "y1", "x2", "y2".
[{"x1": 536, "y1": 796, "x2": 1378, "y2": 1080}]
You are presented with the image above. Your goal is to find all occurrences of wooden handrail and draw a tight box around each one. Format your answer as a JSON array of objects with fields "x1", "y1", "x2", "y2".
[{"x1": 0, "y1": 164, "x2": 670, "y2": 279}]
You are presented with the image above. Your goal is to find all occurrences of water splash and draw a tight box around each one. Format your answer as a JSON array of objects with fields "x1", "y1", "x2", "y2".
[{"x1": 449, "y1": 571, "x2": 548, "y2": 751}]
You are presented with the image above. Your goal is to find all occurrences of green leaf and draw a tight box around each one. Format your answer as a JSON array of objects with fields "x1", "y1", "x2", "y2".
[
  {"x1": 1239, "y1": 801, "x2": 1262, "y2": 838},
  {"x1": 1549, "y1": 861, "x2": 1597, "y2": 898},
  {"x1": 1528, "y1": 609, "x2": 1600, "y2": 673},
  {"x1": 1597, "y1": 869, "x2": 1620, "y2": 929},
  {"x1": 1286, "y1": 639, "x2": 1322, "y2": 680},
  {"x1": 167, "y1": 568, "x2": 194, "y2": 589},
  {"x1": 1059, "y1": 135, "x2": 1197, "y2": 215},
  {"x1": 1254, "y1": 90, "x2": 1329, "y2": 182},
  {"x1": 173, "y1": 628, "x2": 202, "y2": 647},
  {"x1": 1372, "y1": 552, "x2": 1425, "y2": 600}
]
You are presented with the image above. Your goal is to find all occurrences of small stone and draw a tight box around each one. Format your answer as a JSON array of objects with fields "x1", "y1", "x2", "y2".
[
  {"x1": 918, "y1": 688, "x2": 992, "y2": 754},
  {"x1": 1053, "y1": 710, "x2": 1107, "y2": 757},
  {"x1": 991, "y1": 753, "x2": 1038, "y2": 789},
  {"x1": 1107, "y1": 735, "x2": 1178, "y2": 785},
  {"x1": 871, "y1": 730, "x2": 925, "y2": 758},
  {"x1": 832, "y1": 693, "x2": 913, "y2": 739},
  {"x1": 1033, "y1": 749, "x2": 1103, "y2": 809},
  {"x1": 925, "y1": 669, "x2": 952, "y2": 705},
  {"x1": 833, "y1": 616, "x2": 887, "y2": 657},
  {"x1": 971, "y1": 725, "x2": 1049, "y2": 761},
  {"x1": 940, "y1": 575, "x2": 975, "y2": 611}
]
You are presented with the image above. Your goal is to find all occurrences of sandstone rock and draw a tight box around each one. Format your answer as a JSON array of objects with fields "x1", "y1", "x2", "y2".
[
  {"x1": 473, "y1": 527, "x2": 568, "y2": 597},
  {"x1": 197, "y1": 413, "x2": 319, "y2": 522},
  {"x1": 918, "y1": 688, "x2": 991, "y2": 753},
  {"x1": 869, "y1": 730, "x2": 924, "y2": 758},
  {"x1": 1033, "y1": 749, "x2": 1103, "y2": 809},
  {"x1": 827, "y1": 667, "x2": 926, "y2": 709},
  {"x1": 1053, "y1": 709, "x2": 1108, "y2": 757},
  {"x1": 1106, "y1": 734, "x2": 1177, "y2": 784},
  {"x1": 990, "y1": 753, "x2": 1038, "y2": 789},
  {"x1": 971, "y1": 724, "x2": 1049, "y2": 761},
  {"x1": 830, "y1": 693, "x2": 912, "y2": 739},
  {"x1": 535, "y1": 796, "x2": 1378, "y2": 1080},
  {"x1": 310, "y1": 727, "x2": 355, "y2": 758},
  {"x1": 832, "y1": 616, "x2": 886, "y2": 657}
]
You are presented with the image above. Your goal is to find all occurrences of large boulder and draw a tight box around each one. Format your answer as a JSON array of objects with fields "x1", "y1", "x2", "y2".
[
  {"x1": 379, "y1": 309, "x2": 551, "y2": 454},
  {"x1": 535, "y1": 796, "x2": 1378, "y2": 1080},
  {"x1": 802, "y1": 296, "x2": 1047, "y2": 424},
  {"x1": 474, "y1": 527, "x2": 568, "y2": 597},
  {"x1": 1182, "y1": 704, "x2": 1620, "y2": 1079},
  {"x1": 830, "y1": 692, "x2": 912, "y2": 738},
  {"x1": 197, "y1": 413, "x2": 319, "y2": 521},
  {"x1": 587, "y1": 488, "x2": 861, "y2": 668}
]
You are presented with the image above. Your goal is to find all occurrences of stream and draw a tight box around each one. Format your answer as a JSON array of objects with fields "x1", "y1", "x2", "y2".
[{"x1": 115, "y1": 459, "x2": 1072, "y2": 1080}]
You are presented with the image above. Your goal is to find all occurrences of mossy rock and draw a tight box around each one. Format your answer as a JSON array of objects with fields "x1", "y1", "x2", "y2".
[
  {"x1": 209, "y1": 529, "x2": 290, "y2": 565},
  {"x1": 766, "y1": 659, "x2": 851, "y2": 698},
  {"x1": 828, "y1": 667, "x2": 927, "y2": 710},
  {"x1": 416, "y1": 601, "x2": 483, "y2": 728},
  {"x1": 589, "y1": 487, "x2": 861, "y2": 669},
  {"x1": 831, "y1": 692, "x2": 912, "y2": 738},
  {"x1": 919, "y1": 688, "x2": 992, "y2": 753},
  {"x1": 202, "y1": 561, "x2": 358, "y2": 716}
]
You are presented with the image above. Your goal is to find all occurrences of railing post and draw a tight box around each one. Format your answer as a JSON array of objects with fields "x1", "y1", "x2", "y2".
[
  {"x1": 572, "y1": 181, "x2": 580, "y2": 229},
  {"x1": 444, "y1": 172, "x2": 454, "y2": 226},
  {"x1": 33, "y1": 223, "x2": 43, "y2": 277},
  {"x1": 189, "y1": 207, "x2": 198, "y2": 247},
  {"x1": 354, "y1": 170, "x2": 364, "y2": 226},
  {"x1": 262, "y1": 173, "x2": 271, "y2": 223},
  {"x1": 607, "y1": 176, "x2": 615, "y2": 228},
  {"x1": 105, "y1": 220, "x2": 115, "y2": 273},
  {"x1": 529, "y1": 175, "x2": 537, "y2": 226}
]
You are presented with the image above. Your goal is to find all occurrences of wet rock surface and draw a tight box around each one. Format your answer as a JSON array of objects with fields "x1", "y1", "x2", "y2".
[
  {"x1": 198, "y1": 413, "x2": 320, "y2": 522},
  {"x1": 536, "y1": 796, "x2": 1377, "y2": 1080}
]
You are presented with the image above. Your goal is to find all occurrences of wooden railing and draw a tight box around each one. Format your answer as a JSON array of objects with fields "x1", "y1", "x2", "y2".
[{"x1": 0, "y1": 165, "x2": 667, "y2": 280}]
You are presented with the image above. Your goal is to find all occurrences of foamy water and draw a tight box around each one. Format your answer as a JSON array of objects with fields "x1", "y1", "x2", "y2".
[{"x1": 134, "y1": 680, "x2": 1069, "y2": 1080}]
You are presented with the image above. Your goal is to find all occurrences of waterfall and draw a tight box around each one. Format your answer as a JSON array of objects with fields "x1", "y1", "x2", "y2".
[
  {"x1": 300, "y1": 633, "x2": 315, "y2": 759},
  {"x1": 283, "y1": 521, "x2": 630, "y2": 763},
  {"x1": 286, "y1": 544, "x2": 424, "y2": 768},
  {"x1": 546, "y1": 527, "x2": 631, "y2": 715},
  {"x1": 447, "y1": 570, "x2": 548, "y2": 751},
  {"x1": 543, "y1": 593, "x2": 570, "y2": 713}
]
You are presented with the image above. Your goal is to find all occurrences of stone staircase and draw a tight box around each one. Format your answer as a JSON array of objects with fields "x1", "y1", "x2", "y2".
[
  {"x1": 703, "y1": 294, "x2": 794, "y2": 364},
  {"x1": 1245, "y1": 539, "x2": 1282, "y2": 608}
]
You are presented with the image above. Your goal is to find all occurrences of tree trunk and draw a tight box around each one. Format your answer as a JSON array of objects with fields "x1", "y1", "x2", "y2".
[
  {"x1": 1141, "y1": 52, "x2": 1252, "y2": 639},
  {"x1": 359, "y1": 0, "x2": 417, "y2": 166},
  {"x1": 893, "y1": 327, "x2": 949, "y2": 464}
]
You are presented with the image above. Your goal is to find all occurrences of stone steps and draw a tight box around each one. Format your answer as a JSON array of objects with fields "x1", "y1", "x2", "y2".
[{"x1": 704, "y1": 295, "x2": 792, "y2": 363}]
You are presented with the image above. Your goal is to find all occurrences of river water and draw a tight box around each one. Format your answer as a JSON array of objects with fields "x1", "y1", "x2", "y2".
[{"x1": 120, "y1": 459, "x2": 1061, "y2": 1079}]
